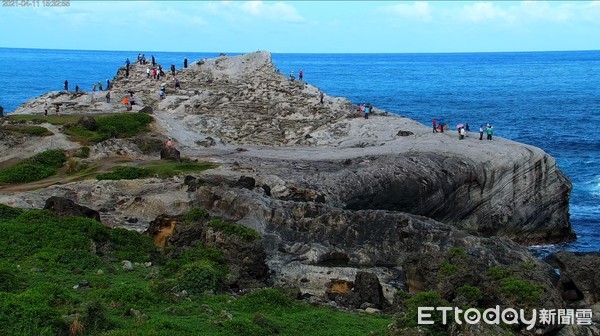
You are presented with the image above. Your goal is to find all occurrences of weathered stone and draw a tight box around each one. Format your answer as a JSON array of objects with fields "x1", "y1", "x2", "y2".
[
  {"x1": 160, "y1": 147, "x2": 180, "y2": 161},
  {"x1": 396, "y1": 130, "x2": 413, "y2": 136},
  {"x1": 43, "y1": 196, "x2": 101, "y2": 222},
  {"x1": 554, "y1": 252, "x2": 600, "y2": 305},
  {"x1": 122, "y1": 260, "x2": 133, "y2": 271},
  {"x1": 77, "y1": 116, "x2": 97, "y2": 131},
  {"x1": 236, "y1": 176, "x2": 255, "y2": 190},
  {"x1": 196, "y1": 137, "x2": 216, "y2": 147},
  {"x1": 139, "y1": 106, "x2": 153, "y2": 114}
]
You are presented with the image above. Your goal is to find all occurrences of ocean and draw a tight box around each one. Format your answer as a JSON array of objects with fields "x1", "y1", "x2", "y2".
[{"x1": 0, "y1": 48, "x2": 598, "y2": 254}]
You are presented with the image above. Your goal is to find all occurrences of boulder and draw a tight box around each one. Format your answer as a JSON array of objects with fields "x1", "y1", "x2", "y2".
[
  {"x1": 43, "y1": 196, "x2": 101, "y2": 222},
  {"x1": 554, "y1": 252, "x2": 600, "y2": 305},
  {"x1": 236, "y1": 176, "x2": 255, "y2": 190},
  {"x1": 160, "y1": 147, "x2": 180, "y2": 161},
  {"x1": 77, "y1": 116, "x2": 97, "y2": 131},
  {"x1": 139, "y1": 106, "x2": 153, "y2": 114}
]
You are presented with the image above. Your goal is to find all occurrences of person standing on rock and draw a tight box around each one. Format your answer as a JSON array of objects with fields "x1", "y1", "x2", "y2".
[
  {"x1": 55, "y1": 104, "x2": 61, "y2": 117},
  {"x1": 433, "y1": 118, "x2": 438, "y2": 133},
  {"x1": 299, "y1": 70, "x2": 304, "y2": 80},
  {"x1": 479, "y1": 125, "x2": 484, "y2": 140},
  {"x1": 106, "y1": 91, "x2": 111, "y2": 103},
  {"x1": 290, "y1": 71, "x2": 295, "y2": 81},
  {"x1": 75, "y1": 85, "x2": 79, "y2": 93},
  {"x1": 64, "y1": 80, "x2": 68, "y2": 91},
  {"x1": 319, "y1": 91, "x2": 324, "y2": 104},
  {"x1": 174, "y1": 78, "x2": 180, "y2": 89},
  {"x1": 170, "y1": 64, "x2": 176, "y2": 76},
  {"x1": 364, "y1": 104, "x2": 370, "y2": 119},
  {"x1": 184, "y1": 57, "x2": 188, "y2": 68},
  {"x1": 93, "y1": 84, "x2": 97, "y2": 92},
  {"x1": 107, "y1": 79, "x2": 111, "y2": 90},
  {"x1": 123, "y1": 96, "x2": 130, "y2": 110},
  {"x1": 44, "y1": 103, "x2": 48, "y2": 116},
  {"x1": 165, "y1": 137, "x2": 175, "y2": 149},
  {"x1": 146, "y1": 67, "x2": 150, "y2": 78},
  {"x1": 98, "y1": 81, "x2": 103, "y2": 91},
  {"x1": 152, "y1": 55, "x2": 156, "y2": 67},
  {"x1": 487, "y1": 125, "x2": 494, "y2": 140},
  {"x1": 125, "y1": 58, "x2": 130, "y2": 67}
]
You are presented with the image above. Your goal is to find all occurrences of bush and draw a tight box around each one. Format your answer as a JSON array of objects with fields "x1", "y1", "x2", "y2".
[
  {"x1": 438, "y1": 261, "x2": 458, "y2": 277},
  {"x1": 108, "y1": 227, "x2": 157, "y2": 262},
  {"x1": 455, "y1": 285, "x2": 482, "y2": 303},
  {"x1": 96, "y1": 167, "x2": 152, "y2": 180},
  {"x1": 394, "y1": 291, "x2": 450, "y2": 331},
  {"x1": 80, "y1": 300, "x2": 110, "y2": 333},
  {"x1": 500, "y1": 278, "x2": 543, "y2": 305},
  {"x1": 207, "y1": 219, "x2": 261, "y2": 242},
  {"x1": 102, "y1": 284, "x2": 156, "y2": 306},
  {"x1": 177, "y1": 260, "x2": 222, "y2": 295},
  {"x1": 96, "y1": 113, "x2": 153, "y2": 138},
  {"x1": 0, "y1": 163, "x2": 56, "y2": 183},
  {"x1": 183, "y1": 208, "x2": 209, "y2": 222},
  {"x1": 488, "y1": 266, "x2": 512, "y2": 280},
  {"x1": 26, "y1": 149, "x2": 67, "y2": 168}
]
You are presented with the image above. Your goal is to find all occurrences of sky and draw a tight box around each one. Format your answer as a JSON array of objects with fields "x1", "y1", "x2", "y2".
[{"x1": 1, "y1": 1, "x2": 599, "y2": 53}]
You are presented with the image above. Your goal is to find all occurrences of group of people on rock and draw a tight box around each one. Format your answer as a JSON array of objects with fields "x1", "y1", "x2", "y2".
[
  {"x1": 432, "y1": 118, "x2": 495, "y2": 141},
  {"x1": 289, "y1": 70, "x2": 304, "y2": 81},
  {"x1": 356, "y1": 103, "x2": 373, "y2": 119}
]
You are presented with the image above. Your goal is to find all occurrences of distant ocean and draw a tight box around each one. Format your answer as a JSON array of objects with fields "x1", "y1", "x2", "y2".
[{"x1": 1, "y1": 48, "x2": 599, "y2": 254}]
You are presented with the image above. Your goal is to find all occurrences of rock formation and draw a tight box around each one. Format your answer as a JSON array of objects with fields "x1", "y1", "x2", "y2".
[{"x1": 1, "y1": 51, "x2": 581, "y2": 334}]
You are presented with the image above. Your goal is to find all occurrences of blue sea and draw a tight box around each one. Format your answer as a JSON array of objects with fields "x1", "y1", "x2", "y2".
[{"x1": 0, "y1": 48, "x2": 598, "y2": 254}]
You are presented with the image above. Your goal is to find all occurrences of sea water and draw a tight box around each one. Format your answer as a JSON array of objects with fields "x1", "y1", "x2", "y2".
[{"x1": 0, "y1": 48, "x2": 598, "y2": 254}]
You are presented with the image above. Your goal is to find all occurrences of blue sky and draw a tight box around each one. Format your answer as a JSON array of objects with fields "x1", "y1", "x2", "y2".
[{"x1": 1, "y1": 1, "x2": 599, "y2": 53}]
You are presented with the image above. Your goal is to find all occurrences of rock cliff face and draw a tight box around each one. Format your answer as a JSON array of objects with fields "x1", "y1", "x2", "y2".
[{"x1": 8, "y1": 51, "x2": 573, "y2": 244}]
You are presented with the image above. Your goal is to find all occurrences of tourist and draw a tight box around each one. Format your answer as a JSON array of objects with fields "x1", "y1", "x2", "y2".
[
  {"x1": 299, "y1": 70, "x2": 304, "y2": 80},
  {"x1": 487, "y1": 125, "x2": 493, "y2": 140},
  {"x1": 125, "y1": 58, "x2": 130, "y2": 67},
  {"x1": 159, "y1": 90, "x2": 165, "y2": 100},
  {"x1": 165, "y1": 137, "x2": 175, "y2": 148},
  {"x1": 152, "y1": 68, "x2": 157, "y2": 80},
  {"x1": 433, "y1": 118, "x2": 438, "y2": 133},
  {"x1": 137, "y1": 53, "x2": 141, "y2": 62},
  {"x1": 364, "y1": 104, "x2": 370, "y2": 119},
  {"x1": 319, "y1": 91, "x2": 324, "y2": 104},
  {"x1": 129, "y1": 93, "x2": 136, "y2": 106},
  {"x1": 75, "y1": 85, "x2": 79, "y2": 93},
  {"x1": 55, "y1": 104, "x2": 61, "y2": 117},
  {"x1": 151, "y1": 55, "x2": 156, "y2": 67},
  {"x1": 98, "y1": 81, "x2": 103, "y2": 91},
  {"x1": 92, "y1": 84, "x2": 96, "y2": 92},
  {"x1": 174, "y1": 78, "x2": 180, "y2": 88},
  {"x1": 184, "y1": 57, "x2": 188, "y2": 68},
  {"x1": 460, "y1": 127, "x2": 465, "y2": 140},
  {"x1": 44, "y1": 103, "x2": 48, "y2": 116},
  {"x1": 170, "y1": 64, "x2": 176, "y2": 76},
  {"x1": 141, "y1": 54, "x2": 146, "y2": 64},
  {"x1": 479, "y1": 125, "x2": 484, "y2": 140},
  {"x1": 105, "y1": 91, "x2": 111, "y2": 103},
  {"x1": 64, "y1": 80, "x2": 68, "y2": 91},
  {"x1": 146, "y1": 67, "x2": 150, "y2": 78},
  {"x1": 290, "y1": 71, "x2": 295, "y2": 81},
  {"x1": 106, "y1": 79, "x2": 111, "y2": 90},
  {"x1": 123, "y1": 96, "x2": 129, "y2": 110},
  {"x1": 465, "y1": 123, "x2": 470, "y2": 133},
  {"x1": 125, "y1": 67, "x2": 129, "y2": 77}
]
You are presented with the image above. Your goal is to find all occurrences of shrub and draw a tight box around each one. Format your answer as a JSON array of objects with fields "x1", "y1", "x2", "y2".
[
  {"x1": 177, "y1": 260, "x2": 222, "y2": 295},
  {"x1": 455, "y1": 285, "x2": 483, "y2": 303},
  {"x1": 0, "y1": 163, "x2": 56, "y2": 183},
  {"x1": 438, "y1": 261, "x2": 458, "y2": 277},
  {"x1": 102, "y1": 284, "x2": 156, "y2": 306},
  {"x1": 207, "y1": 218, "x2": 261, "y2": 242},
  {"x1": 80, "y1": 300, "x2": 110, "y2": 333},
  {"x1": 488, "y1": 266, "x2": 512, "y2": 280},
  {"x1": 449, "y1": 247, "x2": 467, "y2": 259},
  {"x1": 96, "y1": 167, "x2": 152, "y2": 180},
  {"x1": 394, "y1": 291, "x2": 450, "y2": 331},
  {"x1": 96, "y1": 113, "x2": 153, "y2": 138},
  {"x1": 108, "y1": 227, "x2": 157, "y2": 262},
  {"x1": 75, "y1": 146, "x2": 90, "y2": 158},
  {"x1": 26, "y1": 149, "x2": 67, "y2": 168},
  {"x1": 183, "y1": 208, "x2": 209, "y2": 222},
  {"x1": 0, "y1": 261, "x2": 25, "y2": 293},
  {"x1": 500, "y1": 278, "x2": 543, "y2": 305}
]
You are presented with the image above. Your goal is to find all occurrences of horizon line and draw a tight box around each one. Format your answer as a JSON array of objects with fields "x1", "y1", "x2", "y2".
[{"x1": 1, "y1": 46, "x2": 599, "y2": 55}]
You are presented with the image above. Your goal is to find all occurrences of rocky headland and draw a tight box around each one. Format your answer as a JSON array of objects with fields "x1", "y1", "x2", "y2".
[{"x1": 2, "y1": 51, "x2": 595, "y2": 335}]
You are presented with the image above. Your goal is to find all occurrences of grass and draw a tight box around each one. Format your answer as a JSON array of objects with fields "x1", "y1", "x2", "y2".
[
  {"x1": 0, "y1": 206, "x2": 392, "y2": 336},
  {"x1": 8, "y1": 113, "x2": 154, "y2": 145},
  {"x1": 2, "y1": 125, "x2": 53, "y2": 136},
  {"x1": 96, "y1": 161, "x2": 217, "y2": 180},
  {"x1": 0, "y1": 149, "x2": 67, "y2": 184}
]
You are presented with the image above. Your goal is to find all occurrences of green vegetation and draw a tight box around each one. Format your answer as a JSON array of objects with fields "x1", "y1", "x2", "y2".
[
  {"x1": 488, "y1": 266, "x2": 513, "y2": 280},
  {"x1": 96, "y1": 161, "x2": 217, "y2": 180},
  {"x1": 2, "y1": 125, "x2": 53, "y2": 136},
  {"x1": 500, "y1": 278, "x2": 543, "y2": 305},
  {"x1": 449, "y1": 247, "x2": 466, "y2": 259},
  {"x1": 61, "y1": 113, "x2": 154, "y2": 145},
  {"x1": 0, "y1": 149, "x2": 67, "y2": 184},
  {"x1": 0, "y1": 205, "x2": 391, "y2": 335},
  {"x1": 8, "y1": 114, "x2": 83, "y2": 125},
  {"x1": 207, "y1": 218, "x2": 261, "y2": 241},
  {"x1": 438, "y1": 261, "x2": 458, "y2": 277},
  {"x1": 455, "y1": 285, "x2": 483, "y2": 303},
  {"x1": 393, "y1": 291, "x2": 450, "y2": 335}
]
